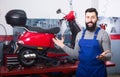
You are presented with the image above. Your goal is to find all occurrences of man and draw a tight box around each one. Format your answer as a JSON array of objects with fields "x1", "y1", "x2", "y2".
[{"x1": 53, "y1": 8, "x2": 111, "y2": 77}]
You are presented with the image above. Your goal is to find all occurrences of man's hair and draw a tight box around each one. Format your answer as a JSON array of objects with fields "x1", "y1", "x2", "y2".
[{"x1": 85, "y1": 8, "x2": 98, "y2": 18}]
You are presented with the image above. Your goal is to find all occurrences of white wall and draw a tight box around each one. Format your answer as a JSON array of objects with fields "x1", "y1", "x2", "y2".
[
  {"x1": 0, "y1": 0, "x2": 120, "y2": 34},
  {"x1": 98, "y1": 0, "x2": 120, "y2": 17},
  {"x1": 0, "y1": 0, "x2": 92, "y2": 35}
]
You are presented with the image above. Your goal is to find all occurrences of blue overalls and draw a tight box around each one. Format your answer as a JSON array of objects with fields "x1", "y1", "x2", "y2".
[{"x1": 76, "y1": 28, "x2": 107, "y2": 77}]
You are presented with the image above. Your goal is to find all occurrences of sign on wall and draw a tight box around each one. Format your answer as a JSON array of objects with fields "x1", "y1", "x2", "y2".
[{"x1": 98, "y1": 17, "x2": 120, "y2": 34}]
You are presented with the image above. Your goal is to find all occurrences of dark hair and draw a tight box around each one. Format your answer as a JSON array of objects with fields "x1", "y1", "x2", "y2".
[{"x1": 85, "y1": 8, "x2": 98, "y2": 18}]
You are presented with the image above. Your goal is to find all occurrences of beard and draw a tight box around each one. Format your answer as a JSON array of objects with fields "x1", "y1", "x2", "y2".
[{"x1": 85, "y1": 22, "x2": 97, "y2": 32}]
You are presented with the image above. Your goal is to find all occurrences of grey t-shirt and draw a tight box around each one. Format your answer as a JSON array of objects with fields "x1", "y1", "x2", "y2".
[{"x1": 62, "y1": 27, "x2": 111, "y2": 60}]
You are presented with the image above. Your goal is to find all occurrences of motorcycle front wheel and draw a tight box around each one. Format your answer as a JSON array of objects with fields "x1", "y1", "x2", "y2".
[{"x1": 17, "y1": 48, "x2": 37, "y2": 67}]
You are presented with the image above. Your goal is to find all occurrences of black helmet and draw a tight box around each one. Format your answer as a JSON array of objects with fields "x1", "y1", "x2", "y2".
[{"x1": 5, "y1": 9, "x2": 27, "y2": 27}]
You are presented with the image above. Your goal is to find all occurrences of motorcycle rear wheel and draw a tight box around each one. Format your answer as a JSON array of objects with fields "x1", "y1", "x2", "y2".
[{"x1": 17, "y1": 48, "x2": 37, "y2": 67}]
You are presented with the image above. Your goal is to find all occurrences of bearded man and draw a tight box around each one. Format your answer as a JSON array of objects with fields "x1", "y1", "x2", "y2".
[{"x1": 53, "y1": 8, "x2": 111, "y2": 77}]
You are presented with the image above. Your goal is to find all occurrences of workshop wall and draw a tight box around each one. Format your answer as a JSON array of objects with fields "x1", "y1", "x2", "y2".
[{"x1": 0, "y1": 0, "x2": 91, "y2": 35}]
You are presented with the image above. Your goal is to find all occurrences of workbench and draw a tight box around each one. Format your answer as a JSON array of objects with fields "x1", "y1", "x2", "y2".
[{"x1": 0, "y1": 60, "x2": 115, "y2": 77}]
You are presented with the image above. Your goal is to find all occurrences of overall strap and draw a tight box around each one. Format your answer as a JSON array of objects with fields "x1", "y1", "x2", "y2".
[
  {"x1": 81, "y1": 29, "x2": 86, "y2": 39},
  {"x1": 94, "y1": 27, "x2": 101, "y2": 40},
  {"x1": 81, "y1": 27, "x2": 101, "y2": 39}
]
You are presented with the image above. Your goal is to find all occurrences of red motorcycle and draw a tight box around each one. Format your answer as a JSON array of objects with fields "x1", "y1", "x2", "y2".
[
  {"x1": 5, "y1": 10, "x2": 60, "y2": 67},
  {"x1": 4, "y1": 8, "x2": 80, "y2": 67}
]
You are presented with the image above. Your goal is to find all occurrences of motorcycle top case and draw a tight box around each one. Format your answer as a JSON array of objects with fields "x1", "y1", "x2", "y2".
[
  {"x1": 5, "y1": 9, "x2": 27, "y2": 27},
  {"x1": 18, "y1": 31, "x2": 55, "y2": 49}
]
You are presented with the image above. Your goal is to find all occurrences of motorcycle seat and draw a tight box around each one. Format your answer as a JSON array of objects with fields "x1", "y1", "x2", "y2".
[{"x1": 25, "y1": 26, "x2": 60, "y2": 34}]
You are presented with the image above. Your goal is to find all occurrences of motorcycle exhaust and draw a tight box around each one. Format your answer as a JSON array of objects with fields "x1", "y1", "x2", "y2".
[{"x1": 24, "y1": 53, "x2": 36, "y2": 59}]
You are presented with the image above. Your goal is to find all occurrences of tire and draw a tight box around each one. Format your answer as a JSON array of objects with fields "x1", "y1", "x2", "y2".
[{"x1": 17, "y1": 48, "x2": 37, "y2": 67}]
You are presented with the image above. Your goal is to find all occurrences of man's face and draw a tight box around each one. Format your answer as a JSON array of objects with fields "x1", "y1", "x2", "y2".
[{"x1": 85, "y1": 12, "x2": 98, "y2": 31}]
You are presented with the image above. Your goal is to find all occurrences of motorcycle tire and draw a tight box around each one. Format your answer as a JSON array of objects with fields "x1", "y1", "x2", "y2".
[{"x1": 17, "y1": 48, "x2": 37, "y2": 67}]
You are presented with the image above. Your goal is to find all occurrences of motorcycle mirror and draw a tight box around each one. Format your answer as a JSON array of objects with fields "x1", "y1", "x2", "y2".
[{"x1": 56, "y1": 9, "x2": 61, "y2": 14}]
